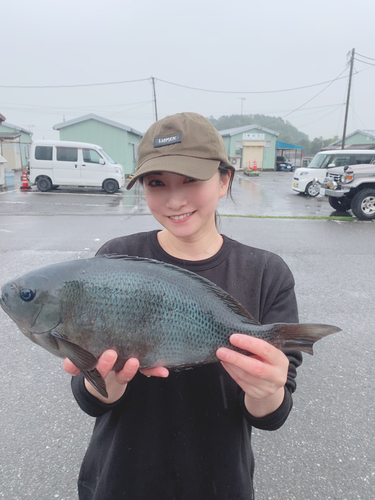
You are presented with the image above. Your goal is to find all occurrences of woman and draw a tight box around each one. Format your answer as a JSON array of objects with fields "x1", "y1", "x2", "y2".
[{"x1": 64, "y1": 112, "x2": 302, "y2": 499}]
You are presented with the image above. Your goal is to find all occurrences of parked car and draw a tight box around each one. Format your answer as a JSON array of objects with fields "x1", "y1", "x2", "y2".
[
  {"x1": 292, "y1": 149, "x2": 375, "y2": 197},
  {"x1": 318, "y1": 162, "x2": 375, "y2": 220},
  {"x1": 28, "y1": 140, "x2": 125, "y2": 194},
  {"x1": 276, "y1": 156, "x2": 294, "y2": 172}
]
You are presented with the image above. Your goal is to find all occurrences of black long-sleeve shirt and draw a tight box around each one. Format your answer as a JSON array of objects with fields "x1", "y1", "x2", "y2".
[{"x1": 72, "y1": 231, "x2": 302, "y2": 500}]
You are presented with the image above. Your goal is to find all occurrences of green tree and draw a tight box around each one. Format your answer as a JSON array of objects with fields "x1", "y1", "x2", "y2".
[{"x1": 208, "y1": 114, "x2": 309, "y2": 145}]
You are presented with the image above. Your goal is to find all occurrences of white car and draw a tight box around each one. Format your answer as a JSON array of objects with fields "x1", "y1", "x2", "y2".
[
  {"x1": 28, "y1": 140, "x2": 125, "y2": 194},
  {"x1": 292, "y1": 149, "x2": 375, "y2": 197}
]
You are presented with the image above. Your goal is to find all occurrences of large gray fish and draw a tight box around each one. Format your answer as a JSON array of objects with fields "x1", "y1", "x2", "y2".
[{"x1": 0, "y1": 255, "x2": 340, "y2": 398}]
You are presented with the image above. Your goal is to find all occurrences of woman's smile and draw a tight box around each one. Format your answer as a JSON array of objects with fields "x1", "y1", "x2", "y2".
[{"x1": 168, "y1": 211, "x2": 196, "y2": 221}]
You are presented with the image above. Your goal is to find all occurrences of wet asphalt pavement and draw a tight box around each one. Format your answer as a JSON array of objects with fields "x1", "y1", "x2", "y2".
[
  {"x1": 0, "y1": 172, "x2": 374, "y2": 500},
  {"x1": 0, "y1": 170, "x2": 352, "y2": 218}
]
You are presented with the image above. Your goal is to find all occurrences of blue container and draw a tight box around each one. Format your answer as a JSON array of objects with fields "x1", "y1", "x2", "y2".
[{"x1": 4, "y1": 169, "x2": 15, "y2": 187}]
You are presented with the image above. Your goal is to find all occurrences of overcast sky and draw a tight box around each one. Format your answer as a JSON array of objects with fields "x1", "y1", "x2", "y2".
[{"x1": 2, "y1": 0, "x2": 374, "y2": 141}]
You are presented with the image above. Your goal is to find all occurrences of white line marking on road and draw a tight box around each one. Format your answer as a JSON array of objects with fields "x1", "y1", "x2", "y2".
[{"x1": 0, "y1": 189, "x2": 17, "y2": 195}]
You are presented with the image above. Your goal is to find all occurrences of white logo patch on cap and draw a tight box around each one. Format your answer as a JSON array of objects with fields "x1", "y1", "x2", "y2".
[{"x1": 154, "y1": 133, "x2": 182, "y2": 148}]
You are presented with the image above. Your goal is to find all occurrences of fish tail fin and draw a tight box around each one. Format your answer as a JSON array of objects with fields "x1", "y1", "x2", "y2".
[{"x1": 272, "y1": 323, "x2": 341, "y2": 355}]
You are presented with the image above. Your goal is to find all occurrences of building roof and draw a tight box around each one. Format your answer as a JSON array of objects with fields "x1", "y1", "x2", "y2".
[
  {"x1": 0, "y1": 132, "x2": 22, "y2": 140},
  {"x1": 276, "y1": 140, "x2": 304, "y2": 150},
  {"x1": 53, "y1": 113, "x2": 143, "y2": 137},
  {"x1": 0, "y1": 122, "x2": 33, "y2": 135},
  {"x1": 329, "y1": 129, "x2": 375, "y2": 145},
  {"x1": 218, "y1": 124, "x2": 279, "y2": 137},
  {"x1": 321, "y1": 144, "x2": 375, "y2": 151}
]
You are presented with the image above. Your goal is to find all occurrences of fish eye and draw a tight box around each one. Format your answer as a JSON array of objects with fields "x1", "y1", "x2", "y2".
[{"x1": 20, "y1": 288, "x2": 36, "y2": 302}]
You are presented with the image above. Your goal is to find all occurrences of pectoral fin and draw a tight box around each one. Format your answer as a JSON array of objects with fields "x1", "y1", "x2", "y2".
[
  {"x1": 50, "y1": 332, "x2": 108, "y2": 398},
  {"x1": 82, "y1": 369, "x2": 108, "y2": 398},
  {"x1": 50, "y1": 331, "x2": 98, "y2": 371}
]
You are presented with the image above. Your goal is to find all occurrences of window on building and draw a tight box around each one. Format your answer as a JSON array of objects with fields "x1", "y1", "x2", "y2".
[
  {"x1": 132, "y1": 143, "x2": 139, "y2": 161},
  {"x1": 56, "y1": 147, "x2": 78, "y2": 162},
  {"x1": 35, "y1": 146, "x2": 53, "y2": 161}
]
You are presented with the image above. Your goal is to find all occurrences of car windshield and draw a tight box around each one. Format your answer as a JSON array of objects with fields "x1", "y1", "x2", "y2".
[
  {"x1": 99, "y1": 148, "x2": 116, "y2": 164},
  {"x1": 307, "y1": 154, "x2": 331, "y2": 169}
]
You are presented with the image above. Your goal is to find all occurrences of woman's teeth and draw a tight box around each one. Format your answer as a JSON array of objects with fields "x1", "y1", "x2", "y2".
[{"x1": 169, "y1": 212, "x2": 193, "y2": 220}]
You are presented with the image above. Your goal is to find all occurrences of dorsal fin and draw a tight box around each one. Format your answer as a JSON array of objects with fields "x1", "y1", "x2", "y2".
[{"x1": 96, "y1": 254, "x2": 261, "y2": 325}]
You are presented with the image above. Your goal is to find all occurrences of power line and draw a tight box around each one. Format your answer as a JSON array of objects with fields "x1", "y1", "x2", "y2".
[
  {"x1": 0, "y1": 99, "x2": 152, "y2": 111},
  {"x1": 297, "y1": 104, "x2": 344, "y2": 129},
  {"x1": 0, "y1": 78, "x2": 150, "y2": 89},
  {"x1": 354, "y1": 57, "x2": 375, "y2": 67},
  {"x1": 0, "y1": 68, "x2": 360, "y2": 95},
  {"x1": 356, "y1": 52, "x2": 375, "y2": 61},
  {"x1": 349, "y1": 103, "x2": 368, "y2": 130},
  {"x1": 278, "y1": 67, "x2": 349, "y2": 121},
  {"x1": 156, "y1": 74, "x2": 349, "y2": 94}
]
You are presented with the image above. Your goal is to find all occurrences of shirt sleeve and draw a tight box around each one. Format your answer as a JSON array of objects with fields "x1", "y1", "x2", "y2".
[
  {"x1": 71, "y1": 373, "x2": 128, "y2": 418},
  {"x1": 240, "y1": 252, "x2": 303, "y2": 430}
]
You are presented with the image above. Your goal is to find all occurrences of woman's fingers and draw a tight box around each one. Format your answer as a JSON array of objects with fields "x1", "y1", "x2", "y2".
[
  {"x1": 62, "y1": 349, "x2": 119, "y2": 379},
  {"x1": 115, "y1": 358, "x2": 140, "y2": 385},
  {"x1": 140, "y1": 366, "x2": 169, "y2": 378},
  {"x1": 62, "y1": 357, "x2": 81, "y2": 376},
  {"x1": 96, "y1": 349, "x2": 118, "y2": 379},
  {"x1": 216, "y1": 335, "x2": 289, "y2": 398},
  {"x1": 63, "y1": 349, "x2": 169, "y2": 382}
]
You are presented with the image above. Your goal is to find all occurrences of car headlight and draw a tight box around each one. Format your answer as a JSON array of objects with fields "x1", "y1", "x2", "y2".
[
  {"x1": 327, "y1": 180, "x2": 338, "y2": 190},
  {"x1": 115, "y1": 167, "x2": 122, "y2": 174},
  {"x1": 340, "y1": 172, "x2": 354, "y2": 183},
  {"x1": 299, "y1": 171, "x2": 309, "y2": 176}
]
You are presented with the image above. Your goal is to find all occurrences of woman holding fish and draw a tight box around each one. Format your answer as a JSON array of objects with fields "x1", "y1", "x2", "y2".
[{"x1": 64, "y1": 112, "x2": 305, "y2": 500}]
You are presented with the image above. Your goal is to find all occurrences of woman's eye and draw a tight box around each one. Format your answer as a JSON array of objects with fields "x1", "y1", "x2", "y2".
[
  {"x1": 20, "y1": 288, "x2": 36, "y2": 302},
  {"x1": 148, "y1": 179, "x2": 164, "y2": 187},
  {"x1": 185, "y1": 177, "x2": 197, "y2": 183}
]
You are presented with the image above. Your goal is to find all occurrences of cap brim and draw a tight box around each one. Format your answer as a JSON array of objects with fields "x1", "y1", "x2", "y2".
[{"x1": 126, "y1": 156, "x2": 220, "y2": 190}]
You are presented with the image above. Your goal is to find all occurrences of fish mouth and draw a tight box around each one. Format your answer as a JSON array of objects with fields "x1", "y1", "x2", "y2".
[{"x1": 0, "y1": 293, "x2": 61, "y2": 335}]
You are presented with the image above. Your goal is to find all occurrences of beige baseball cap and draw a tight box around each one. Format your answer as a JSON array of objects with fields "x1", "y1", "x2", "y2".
[{"x1": 126, "y1": 112, "x2": 231, "y2": 189}]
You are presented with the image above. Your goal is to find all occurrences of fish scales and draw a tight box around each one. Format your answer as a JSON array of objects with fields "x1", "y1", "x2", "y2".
[
  {"x1": 0, "y1": 255, "x2": 341, "y2": 398},
  {"x1": 58, "y1": 260, "x2": 249, "y2": 368}
]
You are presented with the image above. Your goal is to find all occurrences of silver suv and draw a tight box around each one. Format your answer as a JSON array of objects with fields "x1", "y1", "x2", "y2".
[{"x1": 319, "y1": 162, "x2": 375, "y2": 220}]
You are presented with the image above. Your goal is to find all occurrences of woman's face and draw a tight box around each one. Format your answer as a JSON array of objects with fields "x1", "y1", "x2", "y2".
[{"x1": 143, "y1": 171, "x2": 230, "y2": 241}]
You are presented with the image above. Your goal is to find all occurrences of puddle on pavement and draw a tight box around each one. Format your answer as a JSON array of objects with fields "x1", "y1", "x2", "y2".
[{"x1": 106, "y1": 189, "x2": 145, "y2": 212}]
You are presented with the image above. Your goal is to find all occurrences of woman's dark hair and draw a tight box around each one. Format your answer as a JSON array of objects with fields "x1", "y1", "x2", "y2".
[
  {"x1": 218, "y1": 162, "x2": 235, "y2": 201},
  {"x1": 215, "y1": 162, "x2": 236, "y2": 228}
]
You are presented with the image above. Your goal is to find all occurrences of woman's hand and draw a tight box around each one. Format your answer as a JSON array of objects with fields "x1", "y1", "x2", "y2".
[
  {"x1": 63, "y1": 350, "x2": 169, "y2": 404},
  {"x1": 216, "y1": 334, "x2": 289, "y2": 418}
]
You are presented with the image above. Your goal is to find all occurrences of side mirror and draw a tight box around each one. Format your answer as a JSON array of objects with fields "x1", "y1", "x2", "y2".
[
  {"x1": 328, "y1": 163, "x2": 335, "y2": 167},
  {"x1": 99, "y1": 158, "x2": 105, "y2": 165}
]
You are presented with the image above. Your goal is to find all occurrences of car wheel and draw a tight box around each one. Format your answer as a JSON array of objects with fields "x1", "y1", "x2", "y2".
[
  {"x1": 36, "y1": 177, "x2": 52, "y2": 192},
  {"x1": 351, "y1": 189, "x2": 375, "y2": 220},
  {"x1": 328, "y1": 196, "x2": 351, "y2": 211},
  {"x1": 103, "y1": 179, "x2": 119, "y2": 194},
  {"x1": 305, "y1": 182, "x2": 319, "y2": 197}
]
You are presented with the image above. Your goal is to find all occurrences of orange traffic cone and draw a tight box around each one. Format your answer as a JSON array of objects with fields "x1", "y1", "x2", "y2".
[
  {"x1": 252, "y1": 160, "x2": 258, "y2": 171},
  {"x1": 20, "y1": 171, "x2": 31, "y2": 191}
]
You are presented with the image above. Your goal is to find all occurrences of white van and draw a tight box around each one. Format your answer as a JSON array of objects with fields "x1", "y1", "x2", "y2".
[
  {"x1": 292, "y1": 149, "x2": 375, "y2": 197},
  {"x1": 28, "y1": 140, "x2": 125, "y2": 194}
]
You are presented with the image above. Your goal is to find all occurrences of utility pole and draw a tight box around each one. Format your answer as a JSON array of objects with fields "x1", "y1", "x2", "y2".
[
  {"x1": 151, "y1": 76, "x2": 158, "y2": 122},
  {"x1": 239, "y1": 97, "x2": 246, "y2": 115},
  {"x1": 341, "y1": 48, "x2": 355, "y2": 149}
]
